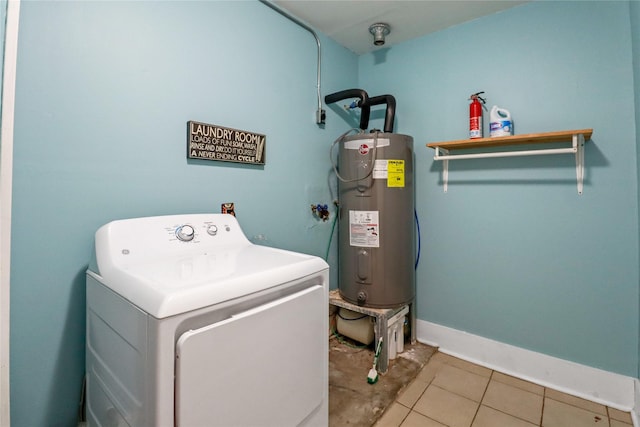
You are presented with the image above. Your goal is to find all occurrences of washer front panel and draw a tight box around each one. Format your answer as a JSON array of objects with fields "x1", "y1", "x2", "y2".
[{"x1": 175, "y1": 285, "x2": 325, "y2": 426}]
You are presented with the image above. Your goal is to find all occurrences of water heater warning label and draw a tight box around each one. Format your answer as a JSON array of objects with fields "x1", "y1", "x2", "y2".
[
  {"x1": 387, "y1": 160, "x2": 405, "y2": 187},
  {"x1": 349, "y1": 210, "x2": 380, "y2": 248},
  {"x1": 372, "y1": 159, "x2": 405, "y2": 188}
]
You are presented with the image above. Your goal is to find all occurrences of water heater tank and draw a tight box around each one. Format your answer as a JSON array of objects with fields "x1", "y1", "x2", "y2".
[{"x1": 338, "y1": 132, "x2": 415, "y2": 308}]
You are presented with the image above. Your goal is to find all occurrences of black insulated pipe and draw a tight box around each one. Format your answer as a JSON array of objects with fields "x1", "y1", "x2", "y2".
[
  {"x1": 324, "y1": 89, "x2": 370, "y2": 131},
  {"x1": 368, "y1": 95, "x2": 396, "y2": 133}
]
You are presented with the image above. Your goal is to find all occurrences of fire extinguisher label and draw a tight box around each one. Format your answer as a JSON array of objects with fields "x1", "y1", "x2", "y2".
[
  {"x1": 349, "y1": 210, "x2": 380, "y2": 248},
  {"x1": 470, "y1": 117, "x2": 482, "y2": 138}
]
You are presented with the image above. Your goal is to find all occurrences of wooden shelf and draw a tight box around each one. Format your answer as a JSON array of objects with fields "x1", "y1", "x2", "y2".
[
  {"x1": 426, "y1": 129, "x2": 593, "y2": 194},
  {"x1": 427, "y1": 129, "x2": 593, "y2": 151}
]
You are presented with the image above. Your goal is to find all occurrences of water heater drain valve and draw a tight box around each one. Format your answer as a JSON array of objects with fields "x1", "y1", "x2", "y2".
[
  {"x1": 311, "y1": 203, "x2": 330, "y2": 221},
  {"x1": 357, "y1": 291, "x2": 367, "y2": 304}
]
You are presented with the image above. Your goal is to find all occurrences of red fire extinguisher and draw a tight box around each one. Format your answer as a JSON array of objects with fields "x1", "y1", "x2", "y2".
[{"x1": 469, "y1": 91, "x2": 486, "y2": 139}]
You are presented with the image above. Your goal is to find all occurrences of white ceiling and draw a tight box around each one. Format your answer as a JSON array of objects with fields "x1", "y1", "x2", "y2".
[{"x1": 273, "y1": 1, "x2": 528, "y2": 55}]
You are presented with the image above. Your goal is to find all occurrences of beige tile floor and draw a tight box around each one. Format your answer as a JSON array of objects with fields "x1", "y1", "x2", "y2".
[{"x1": 375, "y1": 352, "x2": 634, "y2": 427}]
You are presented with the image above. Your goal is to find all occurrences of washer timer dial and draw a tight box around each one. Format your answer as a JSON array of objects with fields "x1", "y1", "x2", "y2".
[{"x1": 176, "y1": 225, "x2": 195, "y2": 242}]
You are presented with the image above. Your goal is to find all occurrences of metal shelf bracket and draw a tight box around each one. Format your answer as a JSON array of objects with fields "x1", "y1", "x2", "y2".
[{"x1": 575, "y1": 133, "x2": 585, "y2": 195}]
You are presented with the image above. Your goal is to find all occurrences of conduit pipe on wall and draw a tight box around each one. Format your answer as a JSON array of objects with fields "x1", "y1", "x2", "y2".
[{"x1": 258, "y1": 0, "x2": 325, "y2": 125}]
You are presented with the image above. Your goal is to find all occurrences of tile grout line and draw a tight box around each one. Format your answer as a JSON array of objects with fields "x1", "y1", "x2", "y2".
[
  {"x1": 544, "y1": 390, "x2": 615, "y2": 423},
  {"x1": 540, "y1": 387, "x2": 546, "y2": 427},
  {"x1": 474, "y1": 371, "x2": 545, "y2": 426},
  {"x1": 395, "y1": 359, "x2": 440, "y2": 426},
  {"x1": 376, "y1": 351, "x2": 632, "y2": 427},
  {"x1": 467, "y1": 369, "x2": 495, "y2": 427},
  {"x1": 406, "y1": 352, "x2": 631, "y2": 427}
]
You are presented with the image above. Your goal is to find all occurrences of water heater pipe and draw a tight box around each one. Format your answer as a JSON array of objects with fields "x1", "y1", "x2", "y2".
[
  {"x1": 324, "y1": 89, "x2": 370, "y2": 131},
  {"x1": 367, "y1": 94, "x2": 396, "y2": 133},
  {"x1": 259, "y1": 0, "x2": 325, "y2": 125}
]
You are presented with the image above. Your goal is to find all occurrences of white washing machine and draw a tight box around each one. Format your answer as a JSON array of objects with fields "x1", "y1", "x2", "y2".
[{"x1": 85, "y1": 213, "x2": 329, "y2": 427}]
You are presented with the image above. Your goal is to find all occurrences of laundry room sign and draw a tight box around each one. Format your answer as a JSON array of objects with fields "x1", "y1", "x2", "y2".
[{"x1": 187, "y1": 121, "x2": 266, "y2": 165}]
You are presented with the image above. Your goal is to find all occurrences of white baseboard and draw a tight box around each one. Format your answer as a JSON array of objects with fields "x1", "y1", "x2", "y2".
[{"x1": 417, "y1": 319, "x2": 637, "y2": 419}]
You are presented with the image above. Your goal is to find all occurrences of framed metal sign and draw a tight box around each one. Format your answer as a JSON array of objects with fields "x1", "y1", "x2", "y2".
[{"x1": 187, "y1": 121, "x2": 266, "y2": 165}]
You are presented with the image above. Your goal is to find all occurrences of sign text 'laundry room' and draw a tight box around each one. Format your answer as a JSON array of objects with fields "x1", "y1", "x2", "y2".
[{"x1": 187, "y1": 121, "x2": 266, "y2": 165}]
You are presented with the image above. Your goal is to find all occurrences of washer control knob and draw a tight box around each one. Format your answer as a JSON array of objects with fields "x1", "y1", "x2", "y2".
[
  {"x1": 207, "y1": 225, "x2": 218, "y2": 236},
  {"x1": 176, "y1": 225, "x2": 195, "y2": 242}
]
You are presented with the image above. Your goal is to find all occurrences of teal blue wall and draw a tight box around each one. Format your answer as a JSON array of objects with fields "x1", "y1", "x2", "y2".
[
  {"x1": 10, "y1": 1, "x2": 356, "y2": 425},
  {"x1": 359, "y1": 0, "x2": 639, "y2": 377},
  {"x1": 9, "y1": 0, "x2": 640, "y2": 425}
]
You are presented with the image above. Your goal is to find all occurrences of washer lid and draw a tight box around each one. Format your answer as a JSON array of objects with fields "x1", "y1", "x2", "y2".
[
  {"x1": 89, "y1": 244, "x2": 327, "y2": 318},
  {"x1": 88, "y1": 214, "x2": 328, "y2": 318}
]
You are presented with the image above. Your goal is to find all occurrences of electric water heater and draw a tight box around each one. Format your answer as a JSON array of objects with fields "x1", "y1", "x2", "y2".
[{"x1": 337, "y1": 132, "x2": 415, "y2": 308}]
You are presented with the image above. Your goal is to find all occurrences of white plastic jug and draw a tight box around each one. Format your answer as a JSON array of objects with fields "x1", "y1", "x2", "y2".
[{"x1": 489, "y1": 106, "x2": 513, "y2": 137}]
